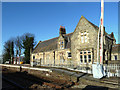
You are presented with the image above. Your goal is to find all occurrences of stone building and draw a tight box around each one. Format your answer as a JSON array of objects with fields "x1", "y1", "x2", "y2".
[
  {"x1": 111, "y1": 44, "x2": 120, "y2": 60},
  {"x1": 31, "y1": 16, "x2": 119, "y2": 67}
]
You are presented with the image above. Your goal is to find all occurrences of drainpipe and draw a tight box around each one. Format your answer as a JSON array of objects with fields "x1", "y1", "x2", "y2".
[
  {"x1": 43, "y1": 52, "x2": 45, "y2": 65},
  {"x1": 53, "y1": 51, "x2": 55, "y2": 66}
]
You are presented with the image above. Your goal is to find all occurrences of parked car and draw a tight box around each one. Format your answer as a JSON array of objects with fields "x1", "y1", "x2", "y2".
[{"x1": 5, "y1": 61, "x2": 9, "y2": 64}]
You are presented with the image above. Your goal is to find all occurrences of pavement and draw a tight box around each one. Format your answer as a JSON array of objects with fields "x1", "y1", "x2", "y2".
[{"x1": 50, "y1": 67, "x2": 94, "y2": 81}]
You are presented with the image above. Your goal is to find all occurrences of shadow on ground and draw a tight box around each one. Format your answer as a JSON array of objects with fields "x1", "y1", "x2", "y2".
[
  {"x1": 2, "y1": 70, "x2": 51, "y2": 89},
  {"x1": 82, "y1": 85, "x2": 108, "y2": 90}
]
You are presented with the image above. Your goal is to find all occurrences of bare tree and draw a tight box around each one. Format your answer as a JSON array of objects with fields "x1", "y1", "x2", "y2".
[{"x1": 14, "y1": 36, "x2": 22, "y2": 64}]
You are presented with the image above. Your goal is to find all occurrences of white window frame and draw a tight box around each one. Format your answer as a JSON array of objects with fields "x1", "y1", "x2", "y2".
[
  {"x1": 67, "y1": 52, "x2": 72, "y2": 58},
  {"x1": 80, "y1": 31, "x2": 88, "y2": 43},
  {"x1": 80, "y1": 50, "x2": 92, "y2": 64},
  {"x1": 80, "y1": 55, "x2": 83, "y2": 64},
  {"x1": 81, "y1": 36, "x2": 84, "y2": 43},
  {"x1": 60, "y1": 41, "x2": 64, "y2": 49},
  {"x1": 88, "y1": 54, "x2": 91, "y2": 63},
  {"x1": 85, "y1": 35, "x2": 87, "y2": 42}
]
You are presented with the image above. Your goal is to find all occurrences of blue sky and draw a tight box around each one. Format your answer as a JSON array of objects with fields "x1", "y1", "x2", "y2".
[{"x1": 2, "y1": 2, "x2": 118, "y2": 54}]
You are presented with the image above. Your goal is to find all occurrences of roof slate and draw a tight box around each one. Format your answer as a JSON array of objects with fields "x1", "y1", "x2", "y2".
[
  {"x1": 33, "y1": 33, "x2": 73, "y2": 53},
  {"x1": 112, "y1": 44, "x2": 120, "y2": 53}
]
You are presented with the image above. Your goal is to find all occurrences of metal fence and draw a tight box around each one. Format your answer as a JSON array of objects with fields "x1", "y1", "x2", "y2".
[
  {"x1": 41, "y1": 64, "x2": 93, "y2": 74},
  {"x1": 35, "y1": 60, "x2": 93, "y2": 74},
  {"x1": 104, "y1": 64, "x2": 120, "y2": 77},
  {"x1": 35, "y1": 59, "x2": 120, "y2": 77}
]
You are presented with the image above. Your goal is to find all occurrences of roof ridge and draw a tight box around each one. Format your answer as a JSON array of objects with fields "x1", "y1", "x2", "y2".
[
  {"x1": 41, "y1": 32, "x2": 73, "y2": 43},
  {"x1": 41, "y1": 37, "x2": 58, "y2": 43},
  {"x1": 65, "y1": 32, "x2": 73, "y2": 36},
  {"x1": 33, "y1": 41, "x2": 42, "y2": 51}
]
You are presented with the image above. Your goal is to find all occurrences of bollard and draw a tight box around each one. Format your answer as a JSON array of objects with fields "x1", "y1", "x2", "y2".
[{"x1": 20, "y1": 66, "x2": 22, "y2": 72}]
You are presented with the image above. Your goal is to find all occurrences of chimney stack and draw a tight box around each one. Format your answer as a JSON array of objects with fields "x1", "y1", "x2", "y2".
[{"x1": 59, "y1": 25, "x2": 66, "y2": 35}]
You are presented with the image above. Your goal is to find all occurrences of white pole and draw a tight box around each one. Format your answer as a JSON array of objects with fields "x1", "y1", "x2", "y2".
[
  {"x1": 97, "y1": 19, "x2": 101, "y2": 63},
  {"x1": 100, "y1": 0, "x2": 104, "y2": 64}
]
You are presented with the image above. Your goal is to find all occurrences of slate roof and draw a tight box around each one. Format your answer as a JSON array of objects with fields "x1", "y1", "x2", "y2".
[
  {"x1": 112, "y1": 44, "x2": 120, "y2": 53},
  {"x1": 33, "y1": 33, "x2": 73, "y2": 53},
  {"x1": 107, "y1": 32, "x2": 116, "y2": 40}
]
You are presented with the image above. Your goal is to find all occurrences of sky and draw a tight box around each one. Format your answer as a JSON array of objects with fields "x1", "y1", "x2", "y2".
[{"x1": 1, "y1": 2, "x2": 118, "y2": 55}]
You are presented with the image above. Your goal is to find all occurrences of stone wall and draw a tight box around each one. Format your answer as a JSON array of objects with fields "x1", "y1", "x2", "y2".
[
  {"x1": 31, "y1": 49, "x2": 71, "y2": 66},
  {"x1": 71, "y1": 16, "x2": 98, "y2": 66}
]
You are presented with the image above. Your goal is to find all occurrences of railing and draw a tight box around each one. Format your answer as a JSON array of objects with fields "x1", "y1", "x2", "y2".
[
  {"x1": 34, "y1": 59, "x2": 120, "y2": 77},
  {"x1": 104, "y1": 64, "x2": 120, "y2": 77},
  {"x1": 35, "y1": 60, "x2": 93, "y2": 74},
  {"x1": 41, "y1": 64, "x2": 92, "y2": 74}
]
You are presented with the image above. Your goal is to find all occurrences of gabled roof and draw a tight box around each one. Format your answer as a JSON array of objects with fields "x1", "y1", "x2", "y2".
[
  {"x1": 33, "y1": 37, "x2": 58, "y2": 53},
  {"x1": 71, "y1": 16, "x2": 100, "y2": 38},
  {"x1": 32, "y1": 33, "x2": 73, "y2": 53},
  {"x1": 107, "y1": 32, "x2": 116, "y2": 40}
]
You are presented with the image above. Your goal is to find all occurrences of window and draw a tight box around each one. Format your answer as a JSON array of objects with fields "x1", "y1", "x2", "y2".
[
  {"x1": 84, "y1": 51, "x2": 86, "y2": 54},
  {"x1": 81, "y1": 32, "x2": 84, "y2": 35},
  {"x1": 88, "y1": 55, "x2": 91, "y2": 63},
  {"x1": 68, "y1": 52, "x2": 71, "y2": 58},
  {"x1": 85, "y1": 35, "x2": 87, "y2": 42},
  {"x1": 114, "y1": 55, "x2": 117, "y2": 60},
  {"x1": 84, "y1": 55, "x2": 87, "y2": 63},
  {"x1": 80, "y1": 55, "x2": 83, "y2": 63},
  {"x1": 88, "y1": 51, "x2": 91, "y2": 53},
  {"x1": 81, "y1": 36, "x2": 84, "y2": 43},
  {"x1": 80, "y1": 51, "x2": 82, "y2": 54},
  {"x1": 80, "y1": 32, "x2": 88, "y2": 43},
  {"x1": 33, "y1": 56, "x2": 35, "y2": 59},
  {"x1": 80, "y1": 50, "x2": 92, "y2": 64},
  {"x1": 84, "y1": 32, "x2": 87, "y2": 35},
  {"x1": 60, "y1": 41, "x2": 64, "y2": 49}
]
